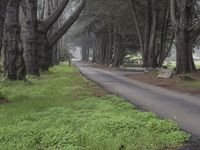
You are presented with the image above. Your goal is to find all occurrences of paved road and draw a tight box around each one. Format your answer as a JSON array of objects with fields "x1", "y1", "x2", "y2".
[{"x1": 75, "y1": 62, "x2": 200, "y2": 137}]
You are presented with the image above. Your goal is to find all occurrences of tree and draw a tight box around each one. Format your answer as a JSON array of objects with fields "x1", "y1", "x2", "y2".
[
  {"x1": 38, "y1": 0, "x2": 86, "y2": 71},
  {"x1": 4, "y1": 0, "x2": 26, "y2": 80},
  {"x1": 131, "y1": 0, "x2": 171, "y2": 68},
  {"x1": 170, "y1": 0, "x2": 198, "y2": 74},
  {"x1": 24, "y1": 0, "x2": 40, "y2": 76}
]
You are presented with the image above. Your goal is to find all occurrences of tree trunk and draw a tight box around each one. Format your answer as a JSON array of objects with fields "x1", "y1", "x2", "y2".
[
  {"x1": 81, "y1": 45, "x2": 89, "y2": 62},
  {"x1": 147, "y1": 6, "x2": 157, "y2": 67},
  {"x1": 158, "y1": 7, "x2": 172, "y2": 67},
  {"x1": 24, "y1": 0, "x2": 40, "y2": 76},
  {"x1": 170, "y1": 0, "x2": 197, "y2": 74},
  {"x1": 175, "y1": 30, "x2": 196, "y2": 74},
  {"x1": 4, "y1": 0, "x2": 26, "y2": 80},
  {"x1": 131, "y1": 0, "x2": 144, "y2": 55},
  {"x1": 102, "y1": 27, "x2": 112, "y2": 65},
  {"x1": 111, "y1": 26, "x2": 124, "y2": 68},
  {"x1": 37, "y1": 30, "x2": 50, "y2": 71},
  {"x1": 0, "y1": 0, "x2": 8, "y2": 57},
  {"x1": 142, "y1": 0, "x2": 158, "y2": 68},
  {"x1": 49, "y1": 0, "x2": 59, "y2": 66},
  {"x1": 132, "y1": 0, "x2": 158, "y2": 68}
]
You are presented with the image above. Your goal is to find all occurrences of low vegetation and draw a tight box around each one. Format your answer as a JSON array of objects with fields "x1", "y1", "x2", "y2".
[{"x1": 0, "y1": 63, "x2": 189, "y2": 150}]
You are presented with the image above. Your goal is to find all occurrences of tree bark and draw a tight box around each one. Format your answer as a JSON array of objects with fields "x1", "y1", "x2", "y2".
[
  {"x1": 104, "y1": 27, "x2": 112, "y2": 65},
  {"x1": 24, "y1": 0, "x2": 40, "y2": 76},
  {"x1": 39, "y1": 0, "x2": 69, "y2": 31},
  {"x1": 131, "y1": 0, "x2": 144, "y2": 54},
  {"x1": 170, "y1": 0, "x2": 197, "y2": 74},
  {"x1": 147, "y1": 5, "x2": 157, "y2": 67},
  {"x1": 81, "y1": 45, "x2": 89, "y2": 62},
  {"x1": 49, "y1": 0, "x2": 60, "y2": 66},
  {"x1": 158, "y1": 7, "x2": 172, "y2": 67},
  {"x1": 131, "y1": 0, "x2": 158, "y2": 68},
  {"x1": 0, "y1": 0, "x2": 8, "y2": 56},
  {"x1": 4, "y1": 0, "x2": 26, "y2": 80},
  {"x1": 37, "y1": 30, "x2": 49, "y2": 71},
  {"x1": 175, "y1": 30, "x2": 196, "y2": 74},
  {"x1": 111, "y1": 26, "x2": 124, "y2": 68},
  {"x1": 142, "y1": 0, "x2": 158, "y2": 68}
]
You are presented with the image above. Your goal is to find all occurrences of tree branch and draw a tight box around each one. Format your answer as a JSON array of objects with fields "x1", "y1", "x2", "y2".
[
  {"x1": 48, "y1": 0, "x2": 86, "y2": 48},
  {"x1": 187, "y1": 0, "x2": 197, "y2": 7},
  {"x1": 170, "y1": 0, "x2": 179, "y2": 27},
  {"x1": 189, "y1": 21, "x2": 200, "y2": 39},
  {"x1": 131, "y1": 0, "x2": 144, "y2": 52},
  {"x1": 39, "y1": 0, "x2": 69, "y2": 31}
]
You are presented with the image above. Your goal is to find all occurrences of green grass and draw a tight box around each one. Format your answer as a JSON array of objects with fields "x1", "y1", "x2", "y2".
[
  {"x1": 0, "y1": 63, "x2": 189, "y2": 150},
  {"x1": 182, "y1": 81, "x2": 200, "y2": 89}
]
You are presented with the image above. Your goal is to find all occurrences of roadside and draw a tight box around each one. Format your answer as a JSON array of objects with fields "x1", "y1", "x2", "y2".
[
  {"x1": 0, "y1": 63, "x2": 190, "y2": 150},
  {"x1": 128, "y1": 71, "x2": 200, "y2": 96},
  {"x1": 88, "y1": 63, "x2": 200, "y2": 96},
  {"x1": 74, "y1": 62, "x2": 200, "y2": 139}
]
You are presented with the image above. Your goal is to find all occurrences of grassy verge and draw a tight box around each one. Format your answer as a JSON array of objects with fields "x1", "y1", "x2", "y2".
[{"x1": 0, "y1": 63, "x2": 189, "y2": 150}]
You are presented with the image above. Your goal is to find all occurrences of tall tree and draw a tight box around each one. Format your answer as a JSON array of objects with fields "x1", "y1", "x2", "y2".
[
  {"x1": 4, "y1": 0, "x2": 26, "y2": 80},
  {"x1": 170, "y1": 0, "x2": 198, "y2": 74},
  {"x1": 24, "y1": 0, "x2": 40, "y2": 76},
  {"x1": 131, "y1": 0, "x2": 170, "y2": 68}
]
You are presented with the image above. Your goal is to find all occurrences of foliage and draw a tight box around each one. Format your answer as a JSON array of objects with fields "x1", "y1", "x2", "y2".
[{"x1": 0, "y1": 63, "x2": 189, "y2": 149}]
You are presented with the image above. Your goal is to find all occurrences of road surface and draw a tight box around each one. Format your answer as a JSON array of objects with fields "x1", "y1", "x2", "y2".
[{"x1": 74, "y1": 62, "x2": 200, "y2": 137}]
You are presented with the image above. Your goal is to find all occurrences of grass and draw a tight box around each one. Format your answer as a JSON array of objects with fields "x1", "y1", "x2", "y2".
[
  {"x1": 182, "y1": 81, "x2": 200, "y2": 89},
  {"x1": 167, "y1": 61, "x2": 200, "y2": 70},
  {"x1": 180, "y1": 74, "x2": 200, "y2": 89},
  {"x1": 0, "y1": 63, "x2": 189, "y2": 150}
]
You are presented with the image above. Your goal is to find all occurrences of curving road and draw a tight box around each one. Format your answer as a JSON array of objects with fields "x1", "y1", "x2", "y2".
[{"x1": 74, "y1": 62, "x2": 200, "y2": 137}]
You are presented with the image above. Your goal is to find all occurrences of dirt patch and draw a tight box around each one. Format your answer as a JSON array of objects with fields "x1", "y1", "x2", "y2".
[
  {"x1": 128, "y1": 72, "x2": 200, "y2": 95},
  {"x1": 0, "y1": 99, "x2": 9, "y2": 104}
]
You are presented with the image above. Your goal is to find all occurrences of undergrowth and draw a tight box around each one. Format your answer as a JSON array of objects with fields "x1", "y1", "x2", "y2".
[{"x1": 0, "y1": 63, "x2": 189, "y2": 150}]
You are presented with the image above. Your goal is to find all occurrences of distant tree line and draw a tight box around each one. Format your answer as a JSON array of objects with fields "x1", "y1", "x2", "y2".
[{"x1": 70, "y1": 0, "x2": 200, "y2": 74}]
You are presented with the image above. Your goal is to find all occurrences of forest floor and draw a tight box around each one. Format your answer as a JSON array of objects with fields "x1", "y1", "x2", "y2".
[{"x1": 0, "y1": 63, "x2": 190, "y2": 150}]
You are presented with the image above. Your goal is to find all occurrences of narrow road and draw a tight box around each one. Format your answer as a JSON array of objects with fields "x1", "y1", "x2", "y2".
[{"x1": 75, "y1": 62, "x2": 200, "y2": 137}]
